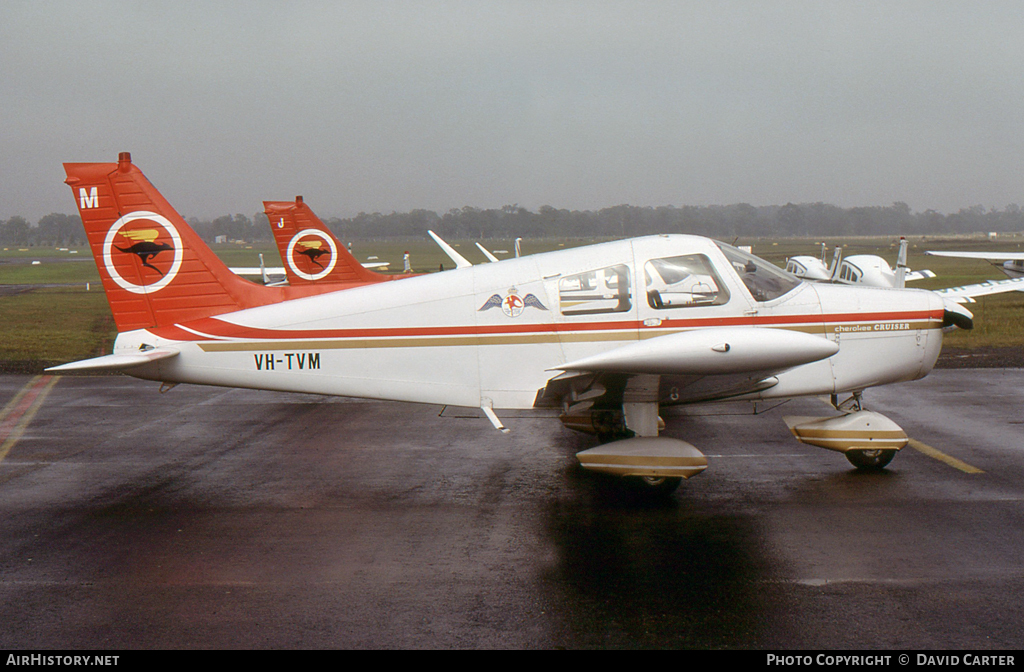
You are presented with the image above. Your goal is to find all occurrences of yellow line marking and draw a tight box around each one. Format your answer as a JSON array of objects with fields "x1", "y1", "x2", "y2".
[
  {"x1": 0, "y1": 376, "x2": 60, "y2": 464},
  {"x1": 0, "y1": 375, "x2": 43, "y2": 424},
  {"x1": 808, "y1": 396, "x2": 983, "y2": 474},
  {"x1": 907, "y1": 438, "x2": 984, "y2": 474}
]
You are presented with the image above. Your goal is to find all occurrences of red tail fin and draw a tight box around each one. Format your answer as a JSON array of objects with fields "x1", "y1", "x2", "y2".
[
  {"x1": 264, "y1": 197, "x2": 390, "y2": 285},
  {"x1": 65, "y1": 153, "x2": 279, "y2": 332}
]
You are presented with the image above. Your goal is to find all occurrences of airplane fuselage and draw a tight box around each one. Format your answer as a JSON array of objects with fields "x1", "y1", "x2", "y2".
[{"x1": 112, "y1": 235, "x2": 945, "y2": 410}]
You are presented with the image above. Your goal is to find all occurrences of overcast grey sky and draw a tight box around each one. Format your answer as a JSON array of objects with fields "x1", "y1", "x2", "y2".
[{"x1": 3, "y1": 1, "x2": 1023, "y2": 222}]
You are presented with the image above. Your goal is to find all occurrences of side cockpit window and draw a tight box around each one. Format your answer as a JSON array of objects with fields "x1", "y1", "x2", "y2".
[
  {"x1": 644, "y1": 254, "x2": 729, "y2": 309},
  {"x1": 716, "y1": 242, "x2": 801, "y2": 302},
  {"x1": 559, "y1": 264, "x2": 631, "y2": 315}
]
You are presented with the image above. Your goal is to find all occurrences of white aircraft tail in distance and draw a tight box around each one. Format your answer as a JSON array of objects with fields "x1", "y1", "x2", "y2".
[{"x1": 53, "y1": 153, "x2": 970, "y2": 495}]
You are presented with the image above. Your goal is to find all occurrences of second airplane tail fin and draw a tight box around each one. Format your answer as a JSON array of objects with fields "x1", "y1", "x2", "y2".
[{"x1": 264, "y1": 197, "x2": 388, "y2": 285}]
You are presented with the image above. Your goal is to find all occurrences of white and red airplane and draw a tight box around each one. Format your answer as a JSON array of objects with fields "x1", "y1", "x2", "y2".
[
  {"x1": 229, "y1": 197, "x2": 400, "y2": 285},
  {"x1": 51, "y1": 153, "x2": 979, "y2": 495}
]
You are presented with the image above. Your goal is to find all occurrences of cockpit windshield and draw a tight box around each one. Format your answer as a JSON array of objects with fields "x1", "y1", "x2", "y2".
[{"x1": 715, "y1": 242, "x2": 802, "y2": 302}]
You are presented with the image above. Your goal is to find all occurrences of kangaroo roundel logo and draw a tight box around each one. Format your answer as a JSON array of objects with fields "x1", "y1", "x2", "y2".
[
  {"x1": 102, "y1": 211, "x2": 183, "y2": 294},
  {"x1": 286, "y1": 229, "x2": 337, "y2": 281}
]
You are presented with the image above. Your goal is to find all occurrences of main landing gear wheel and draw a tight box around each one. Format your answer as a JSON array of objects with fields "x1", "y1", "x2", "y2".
[
  {"x1": 845, "y1": 449, "x2": 897, "y2": 471},
  {"x1": 626, "y1": 476, "x2": 683, "y2": 496}
]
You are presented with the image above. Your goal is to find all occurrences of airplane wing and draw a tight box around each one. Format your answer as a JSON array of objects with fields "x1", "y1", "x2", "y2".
[
  {"x1": 232, "y1": 261, "x2": 384, "y2": 274},
  {"x1": 538, "y1": 327, "x2": 839, "y2": 411},
  {"x1": 554, "y1": 327, "x2": 838, "y2": 377},
  {"x1": 932, "y1": 276, "x2": 1024, "y2": 303},
  {"x1": 45, "y1": 347, "x2": 179, "y2": 373},
  {"x1": 926, "y1": 251, "x2": 1024, "y2": 261},
  {"x1": 230, "y1": 266, "x2": 285, "y2": 276}
]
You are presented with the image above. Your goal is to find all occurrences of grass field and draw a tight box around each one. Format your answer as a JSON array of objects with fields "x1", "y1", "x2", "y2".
[{"x1": 2, "y1": 233, "x2": 1022, "y2": 371}]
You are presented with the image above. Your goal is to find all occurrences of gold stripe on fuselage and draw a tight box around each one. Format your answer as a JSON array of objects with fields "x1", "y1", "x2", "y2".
[
  {"x1": 195, "y1": 319, "x2": 941, "y2": 353},
  {"x1": 198, "y1": 330, "x2": 630, "y2": 352}
]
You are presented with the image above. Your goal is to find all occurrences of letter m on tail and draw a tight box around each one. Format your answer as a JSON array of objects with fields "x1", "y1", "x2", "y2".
[{"x1": 79, "y1": 187, "x2": 98, "y2": 209}]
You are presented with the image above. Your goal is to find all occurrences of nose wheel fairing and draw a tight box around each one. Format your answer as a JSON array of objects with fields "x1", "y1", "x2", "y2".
[{"x1": 783, "y1": 410, "x2": 909, "y2": 470}]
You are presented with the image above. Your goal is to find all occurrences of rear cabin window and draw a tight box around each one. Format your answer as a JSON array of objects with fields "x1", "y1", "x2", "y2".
[
  {"x1": 559, "y1": 264, "x2": 632, "y2": 315},
  {"x1": 644, "y1": 254, "x2": 729, "y2": 309}
]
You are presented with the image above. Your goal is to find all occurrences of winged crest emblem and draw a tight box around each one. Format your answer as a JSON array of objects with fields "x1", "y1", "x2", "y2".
[{"x1": 478, "y1": 287, "x2": 548, "y2": 317}]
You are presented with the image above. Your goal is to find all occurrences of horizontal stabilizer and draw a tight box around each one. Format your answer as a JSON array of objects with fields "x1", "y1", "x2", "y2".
[
  {"x1": 45, "y1": 347, "x2": 179, "y2": 373},
  {"x1": 556, "y1": 327, "x2": 838, "y2": 376}
]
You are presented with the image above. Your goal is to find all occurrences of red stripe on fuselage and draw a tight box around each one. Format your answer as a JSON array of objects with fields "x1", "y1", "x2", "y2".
[{"x1": 146, "y1": 309, "x2": 944, "y2": 343}]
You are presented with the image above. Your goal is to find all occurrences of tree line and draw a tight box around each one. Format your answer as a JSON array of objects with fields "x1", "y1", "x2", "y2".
[{"x1": 3, "y1": 201, "x2": 1024, "y2": 246}]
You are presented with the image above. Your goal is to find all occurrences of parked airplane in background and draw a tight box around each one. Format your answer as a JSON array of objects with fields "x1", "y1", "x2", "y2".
[
  {"x1": 783, "y1": 244, "x2": 835, "y2": 282},
  {"x1": 786, "y1": 240, "x2": 1022, "y2": 319},
  {"x1": 786, "y1": 239, "x2": 935, "y2": 288},
  {"x1": 51, "y1": 153, "x2": 988, "y2": 496}
]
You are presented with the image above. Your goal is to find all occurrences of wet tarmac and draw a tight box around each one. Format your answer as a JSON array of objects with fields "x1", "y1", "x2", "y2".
[{"x1": 0, "y1": 370, "x2": 1023, "y2": 649}]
